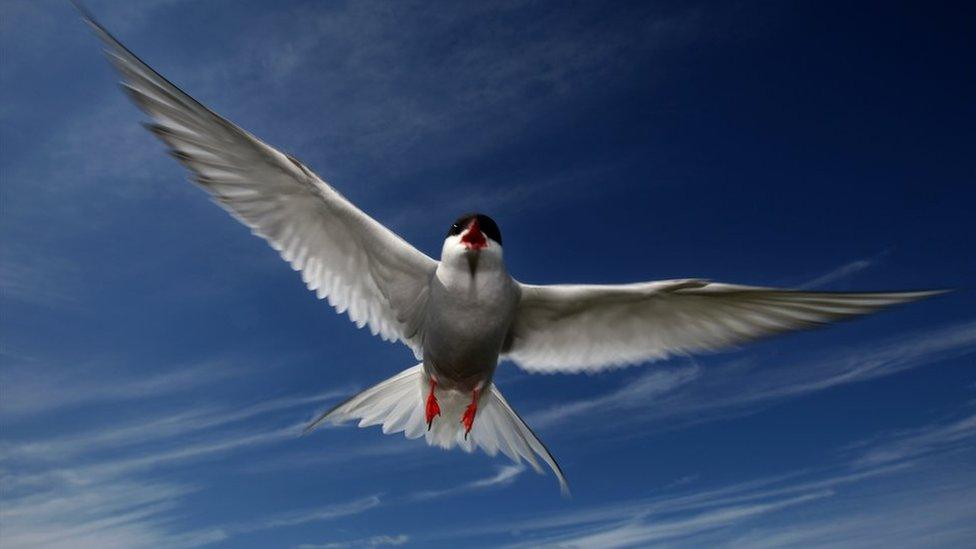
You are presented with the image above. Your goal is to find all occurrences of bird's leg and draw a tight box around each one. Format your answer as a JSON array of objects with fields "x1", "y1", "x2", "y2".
[
  {"x1": 425, "y1": 379, "x2": 441, "y2": 430},
  {"x1": 461, "y1": 388, "x2": 480, "y2": 439}
]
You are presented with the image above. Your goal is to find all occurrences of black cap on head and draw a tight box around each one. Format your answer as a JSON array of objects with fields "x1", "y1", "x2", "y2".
[{"x1": 448, "y1": 213, "x2": 502, "y2": 245}]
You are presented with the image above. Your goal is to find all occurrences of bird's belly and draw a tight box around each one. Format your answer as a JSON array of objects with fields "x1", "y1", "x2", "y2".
[
  {"x1": 423, "y1": 273, "x2": 517, "y2": 390},
  {"x1": 423, "y1": 307, "x2": 506, "y2": 389}
]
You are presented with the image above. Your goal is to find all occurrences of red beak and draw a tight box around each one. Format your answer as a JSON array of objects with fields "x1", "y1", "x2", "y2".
[{"x1": 460, "y1": 218, "x2": 487, "y2": 250}]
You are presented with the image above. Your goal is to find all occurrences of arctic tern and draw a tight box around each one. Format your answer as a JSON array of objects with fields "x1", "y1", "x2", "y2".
[{"x1": 77, "y1": 7, "x2": 942, "y2": 494}]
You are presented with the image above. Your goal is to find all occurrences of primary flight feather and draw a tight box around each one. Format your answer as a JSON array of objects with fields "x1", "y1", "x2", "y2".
[{"x1": 77, "y1": 5, "x2": 942, "y2": 494}]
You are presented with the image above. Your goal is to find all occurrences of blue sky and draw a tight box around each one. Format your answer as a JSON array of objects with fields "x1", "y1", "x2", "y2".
[{"x1": 1, "y1": 0, "x2": 974, "y2": 547}]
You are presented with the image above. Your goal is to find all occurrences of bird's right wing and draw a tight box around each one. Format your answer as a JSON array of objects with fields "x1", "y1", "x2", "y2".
[
  {"x1": 505, "y1": 279, "x2": 943, "y2": 373},
  {"x1": 80, "y1": 8, "x2": 437, "y2": 356}
]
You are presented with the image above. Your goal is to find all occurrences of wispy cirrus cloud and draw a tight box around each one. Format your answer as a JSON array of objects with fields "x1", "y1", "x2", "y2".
[
  {"x1": 1, "y1": 398, "x2": 363, "y2": 549},
  {"x1": 424, "y1": 409, "x2": 976, "y2": 548},
  {"x1": 241, "y1": 496, "x2": 382, "y2": 532},
  {"x1": 1, "y1": 389, "x2": 345, "y2": 463},
  {"x1": 530, "y1": 364, "x2": 702, "y2": 429},
  {"x1": 846, "y1": 411, "x2": 976, "y2": 469},
  {"x1": 1, "y1": 476, "x2": 381, "y2": 549},
  {"x1": 799, "y1": 249, "x2": 892, "y2": 289},
  {"x1": 1, "y1": 354, "x2": 353, "y2": 548},
  {"x1": 408, "y1": 464, "x2": 525, "y2": 501},
  {"x1": 0, "y1": 478, "x2": 201, "y2": 549},
  {"x1": 720, "y1": 468, "x2": 976, "y2": 549},
  {"x1": 0, "y1": 357, "x2": 241, "y2": 418},
  {"x1": 0, "y1": 247, "x2": 81, "y2": 308},
  {"x1": 508, "y1": 491, "x2": 832, "y2": 549},
  {"x1": 296, "y1": 534, "x2": 410, "y2": 549},
  {"x1": 1, "y1": 377, "x2": 524, "y2": 549},
  {"x1": 454, "y1": 461, "x2": 911, "y2": 545}
]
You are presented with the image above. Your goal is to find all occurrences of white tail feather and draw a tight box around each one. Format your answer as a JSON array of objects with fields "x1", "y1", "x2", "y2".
[{"x1": 306, "y1": 364, "x2": 568, "y2": 495}]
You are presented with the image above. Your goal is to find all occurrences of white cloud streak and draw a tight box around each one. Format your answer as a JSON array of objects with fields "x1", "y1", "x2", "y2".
[
  {"x1": 0, "y1": 358, "x2": 241, "y2": 418},
  {"x1": 2, "y1": 389, "x2": 345, "y2": 462},
  {"x1": 0, "y1": 415, "x2": 369, "y2": 549},
  {"x1": 407, "y1": 464, "x2": 526, "y2": 501},
  {"x1": 296, "y1": 534, "x2": 410, "y2": 549},
  {"x1": 799, "y1": 249, "x2": 891, "y2": 289},
  {"x1": 0, "y1": 477, "x2": 197, "y2": 549},
  {"x1": 530, "y1": 364, "x2": 702, "y2": 429},
  {"x1": 1, "y1": 353, "x2": 357, "y2": 549},
  {"x1": 721, "y1": 468, "x2": 976, "y2": 549},
  {"x1": 509, "y1": 491, "x2": 832, "y2": 549},
  {"x1": 243, "y1": 496, "x2": 382, "y2": 531},
  {"x1": 847, "y1": 411, "x2": 976, "y2": 469},
  {"x1": 0, "y1": 248, "x2": 81, "y2": 307}
]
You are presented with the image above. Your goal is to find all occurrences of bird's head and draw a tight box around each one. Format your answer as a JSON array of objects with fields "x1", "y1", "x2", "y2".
[{"x1": 440, "y1": 213, "x2": 504, "y2": 271}]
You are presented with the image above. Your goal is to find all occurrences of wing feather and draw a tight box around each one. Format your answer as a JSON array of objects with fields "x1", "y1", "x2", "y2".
[
  {"x1": 81, "y1": 10, "x2": 436, "y2": 355},
  {"x1": 505, "y1": 280, "x2": 944, "y2": 373}
]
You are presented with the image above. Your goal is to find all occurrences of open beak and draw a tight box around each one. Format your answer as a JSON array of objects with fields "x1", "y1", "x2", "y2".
[{"x1": 460, "y1": 218, "x2": 488, "y2": 251}]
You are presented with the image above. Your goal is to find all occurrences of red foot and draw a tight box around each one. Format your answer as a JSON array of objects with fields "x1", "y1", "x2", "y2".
[
  {"x1": 425, "y1": 380, "x2": 441, "y2": 430},
  {"x1": 461, "y1": 389, "x2": 480, "y2": 439}
]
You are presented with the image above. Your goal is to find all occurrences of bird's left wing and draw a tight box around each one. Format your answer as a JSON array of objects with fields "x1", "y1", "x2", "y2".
[
  {"x1": 504, "y1": 279, "x2": 943, "y2": 373},
  {"x1": 79, "y1": 9, "x2": 437, "y2": 356}
]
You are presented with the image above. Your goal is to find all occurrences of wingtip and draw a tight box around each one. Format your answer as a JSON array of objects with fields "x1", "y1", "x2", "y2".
[
  {"x1": 69, "y1": 0, "x2": 127, "y2": 53},
  {"x1": 69, "y1": 0, "x2": 100, "y2": 32},
  {"x1": 301, "y1": 415, "x2": 328, "y2": 436},
  {"x1": 68, "y1": 0, "x2": 92, "y2": 19},
  {"x1": 302, "y1": 393, "x2": 357, "y2": 437},
  {"x1": 898, "y1": 288, "x2": 953, "y2": 301}
]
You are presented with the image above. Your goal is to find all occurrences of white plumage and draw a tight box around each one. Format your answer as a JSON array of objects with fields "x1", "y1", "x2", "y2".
[{"x1": 506, "y1": 280, "x2": 941, "y2": 373}]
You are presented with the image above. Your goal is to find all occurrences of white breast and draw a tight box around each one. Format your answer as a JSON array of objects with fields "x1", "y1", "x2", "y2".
[{"x1": 424, "y1": 257, "x2": 520, "y2": 385}]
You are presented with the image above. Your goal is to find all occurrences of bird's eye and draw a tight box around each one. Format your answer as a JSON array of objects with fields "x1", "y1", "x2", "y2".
[{"x1": 450, "y1": 224, "x2": 460, "y2": 235}]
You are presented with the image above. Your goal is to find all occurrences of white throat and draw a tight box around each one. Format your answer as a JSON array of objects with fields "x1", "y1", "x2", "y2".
[{"x1": 436, "y1": 235, "x2": 507, "y2": 289}]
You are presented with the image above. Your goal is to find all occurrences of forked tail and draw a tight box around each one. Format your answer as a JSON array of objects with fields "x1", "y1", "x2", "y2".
[{"x1": 305, "y1": 364, "x2": 569, "y2": 495}]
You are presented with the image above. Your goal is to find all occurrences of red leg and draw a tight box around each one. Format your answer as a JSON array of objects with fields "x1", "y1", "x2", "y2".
[
  {"x1": 461, "y1": 388, "x2": 480, "y2": 439},
  {"x1": 425, "y1": 379, "x2": 441, "y2": 430}
]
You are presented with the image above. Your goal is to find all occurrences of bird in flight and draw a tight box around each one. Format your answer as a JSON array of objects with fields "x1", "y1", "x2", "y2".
[{"x1": 76, "y1": 5, "x2": 941, "y2": 494}]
